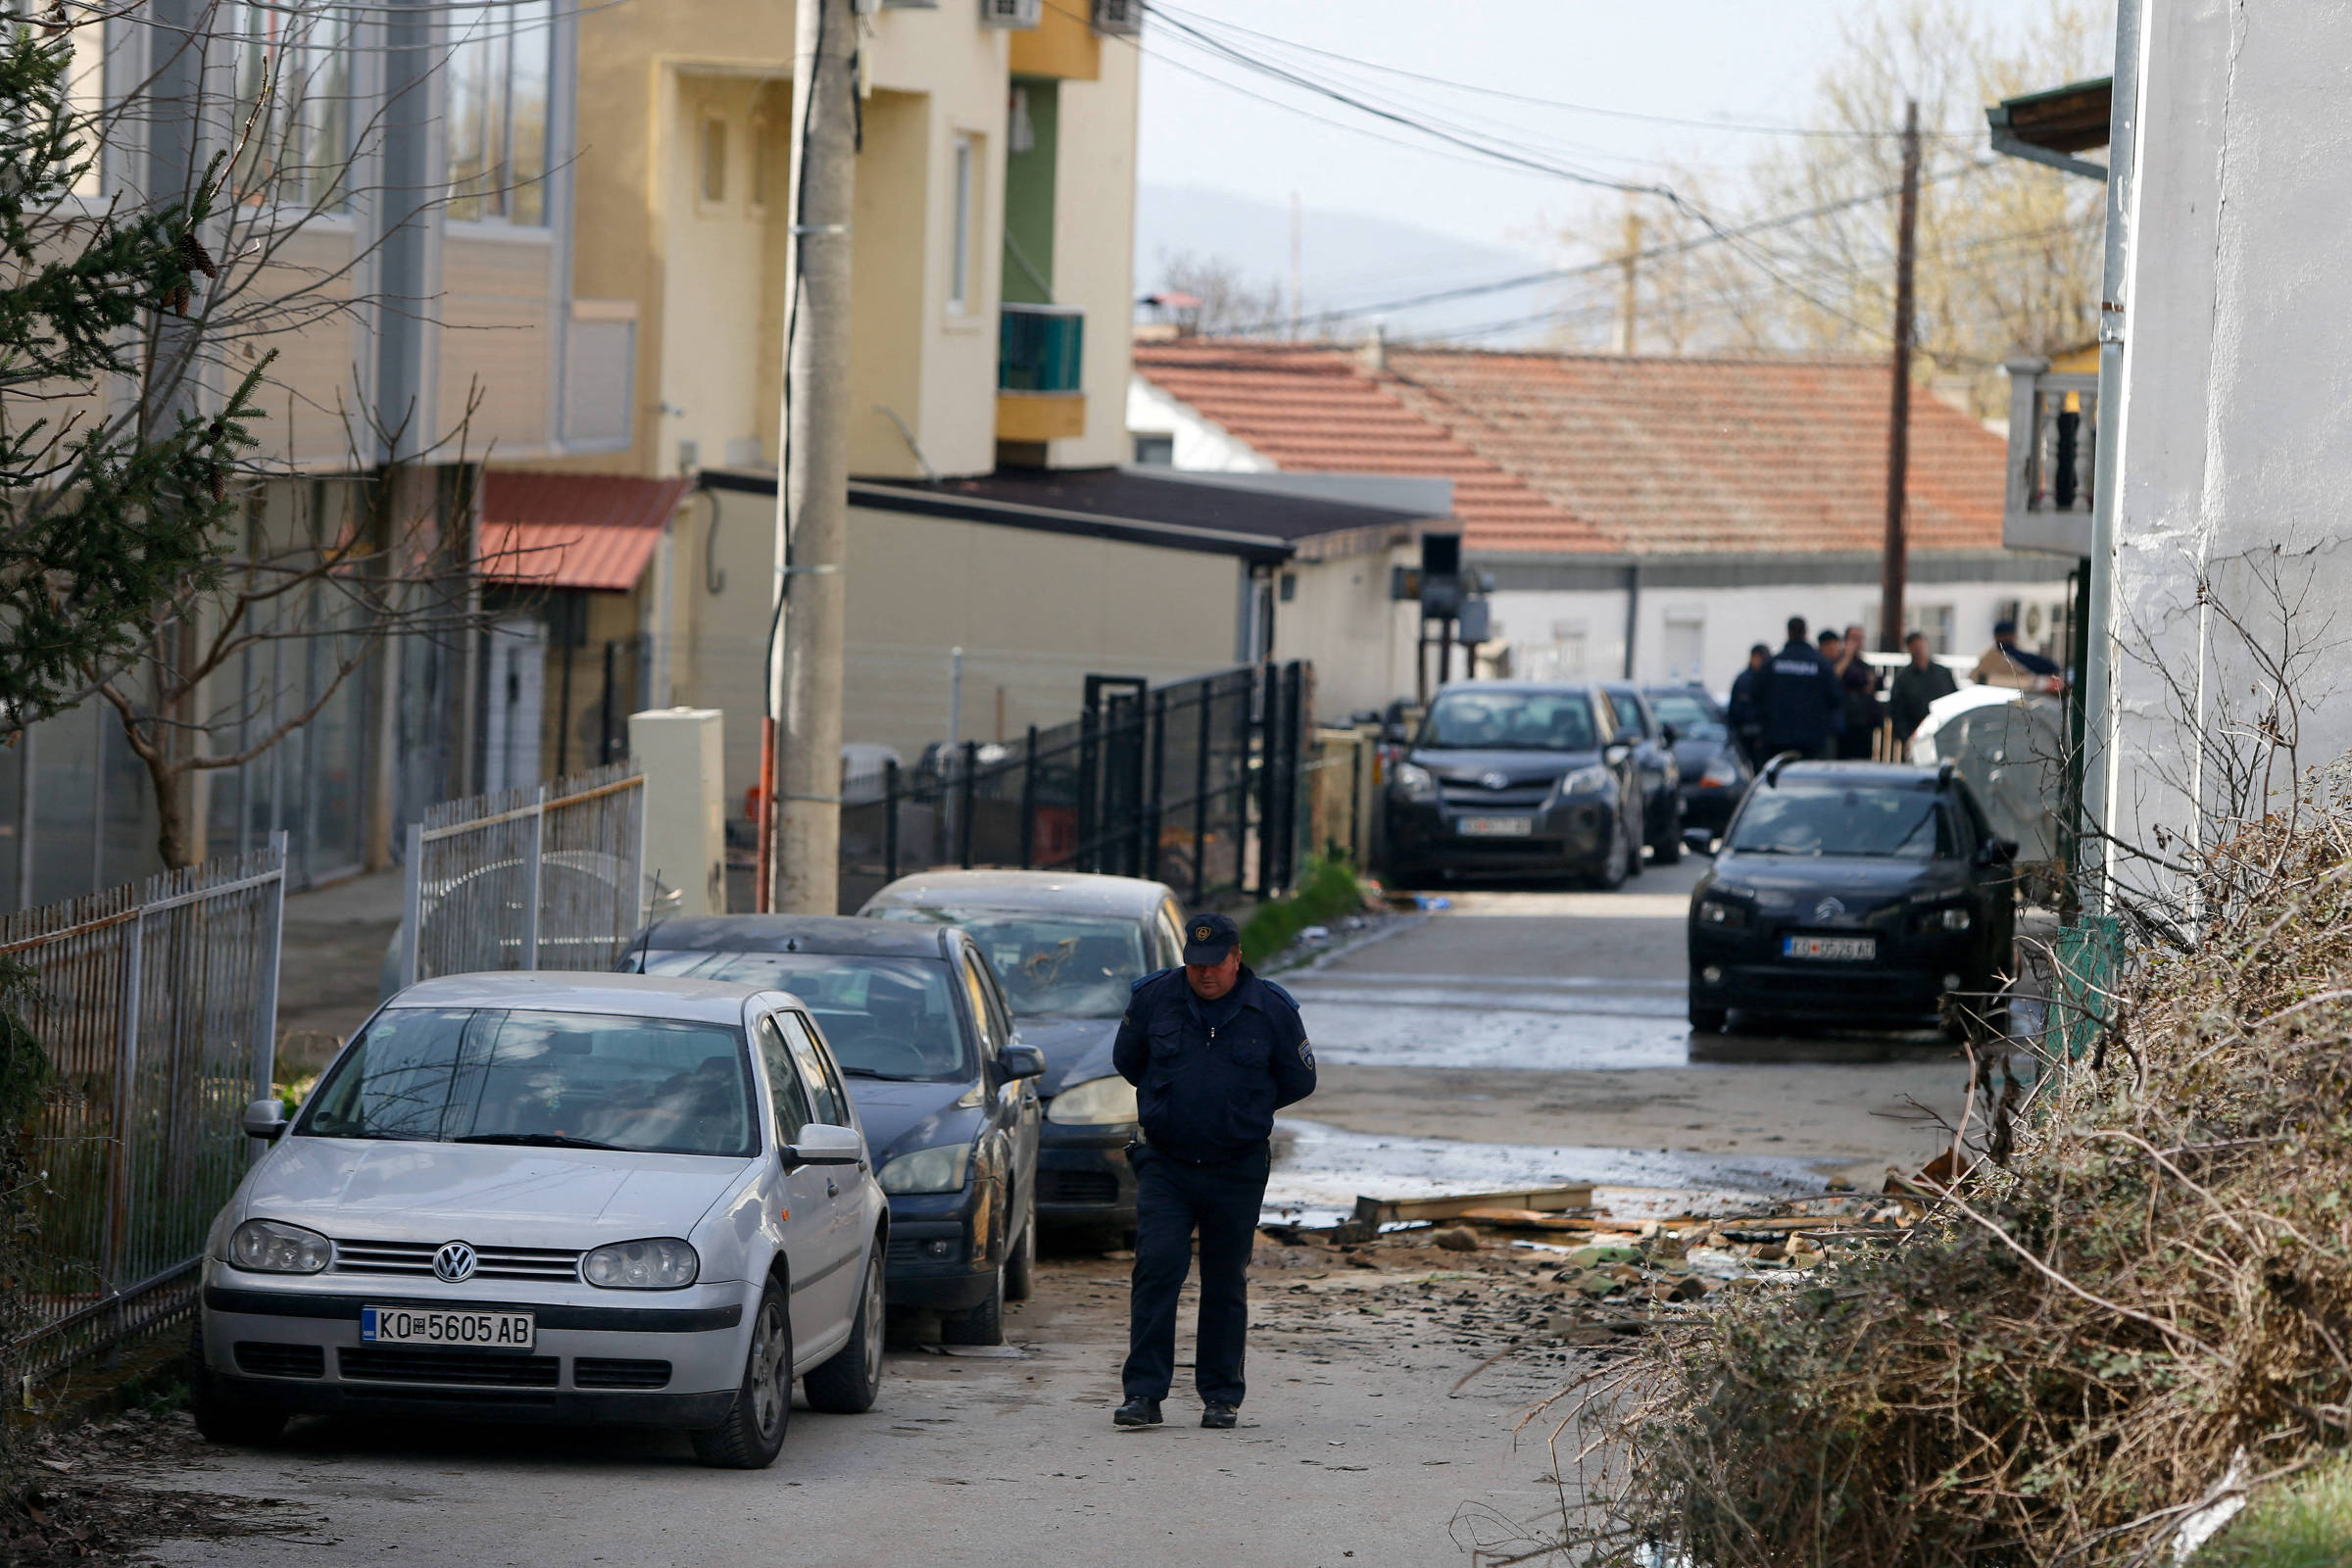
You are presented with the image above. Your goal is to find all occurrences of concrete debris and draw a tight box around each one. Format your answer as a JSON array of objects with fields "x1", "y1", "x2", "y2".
[{"x1": 1429, "y1": 1226, "x2": 1482, "y2": 1252}]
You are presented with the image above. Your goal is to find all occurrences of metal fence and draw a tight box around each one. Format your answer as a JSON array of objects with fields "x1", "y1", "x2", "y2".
[
  {"x1": 8, "y1": 834, "x2": 287, "y2": 1379},
  {"x1": 398, "y1": 761, "x2": 648, "y2": 987},
  {"x1": 838, "y1": 662, "x2": 1311, "y2": 913}
]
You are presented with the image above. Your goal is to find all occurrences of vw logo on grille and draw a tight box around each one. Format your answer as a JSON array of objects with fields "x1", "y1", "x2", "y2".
[
  {"x1": 1813, "y1": 897, "x2": 1847, "y2": 923},
  {"x1": 1482, "y1": 772, "x2": 1512, "y2": 791},
  {"x1": 433, "y1": 1241, "x2": 478, "y2": 1283}
]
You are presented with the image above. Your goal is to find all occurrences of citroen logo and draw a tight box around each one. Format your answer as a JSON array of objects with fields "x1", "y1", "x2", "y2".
[
  {"x1": 433, "y1": 1241, "x2": 478, "y2": 1283},
  {"x1": 1813, "y1": 897, "x2": 1847, "y2": 923},
  {"x1": 1482, "y1": 772, "x2": 1511, "y2": 791}
]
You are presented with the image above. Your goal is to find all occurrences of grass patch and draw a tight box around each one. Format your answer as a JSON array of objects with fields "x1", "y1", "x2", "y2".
[
  {"x1": 2200, "y1": 1463, "x2": 2352, "y2": 1568},
  {"x1": 1239, "y1": 855, "x2": 1366, "y2": 966}
]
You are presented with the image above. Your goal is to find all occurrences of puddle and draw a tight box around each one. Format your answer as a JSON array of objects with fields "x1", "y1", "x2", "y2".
[
  {"x1": 1288, "y1": 997, "x2": 1691, "y2": 1069},
  {"x1": 1262, "y1": 1117, "x2": 1838, "y2": 1227}
]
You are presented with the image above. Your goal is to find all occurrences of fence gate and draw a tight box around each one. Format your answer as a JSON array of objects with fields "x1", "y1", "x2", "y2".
[
  {"x1": 8, "y1": 834, "x2": 287, "y2": 1380},
  {"x1": 399, "y1": 760, "x2": 648, "y2": 987}
]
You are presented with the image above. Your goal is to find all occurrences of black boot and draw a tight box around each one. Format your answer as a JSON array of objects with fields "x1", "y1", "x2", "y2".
[
  {"x1": 1200, "y1": 1401, "x2": 1239, "y2": 1429},
  {"x1": 1113, "y1": 1396, "x2": 1163, "y2": 1428}
]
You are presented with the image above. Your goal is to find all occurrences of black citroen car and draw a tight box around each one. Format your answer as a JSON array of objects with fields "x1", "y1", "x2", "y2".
[
  {"x1": 620, "y1": 915, "x2": 1043, "y2": 1345},
  {"x1": 859, "y1": 869, "x2": 1189, "y2": 1247},
  {"x1": 1382, "y1": 681, "x2": 1642, "y2": 888},
  {"x1": 1687, "y1": 760, "x2": 2017, "y2": 1035}
]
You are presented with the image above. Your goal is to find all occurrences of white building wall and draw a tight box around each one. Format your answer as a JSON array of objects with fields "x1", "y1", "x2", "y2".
[
  {"x1": 2099, "y1": 0, "x2": 2352, "y2": 897},
  {"x1": 1126, "y1": 376, "x2": 1275, "y2": 471}
]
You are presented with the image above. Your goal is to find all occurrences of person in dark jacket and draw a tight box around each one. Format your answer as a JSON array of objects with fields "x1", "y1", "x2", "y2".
[
  {"x1": 1758, "y1": 616, "x2": 1843, "y2": 760},
  {"x1": 1837, "y1": 622, "x2": 1884, "y2": 760},
  {"x1": 1888, "y1": 631, "x2": 1960, "y2": 755},
  {"x1": 1727, "y1": 644, "x2": 1771, "y2": 767},
  {"x1": 1110, "y1": 911, "x2": 1314, "y2": 1431}
]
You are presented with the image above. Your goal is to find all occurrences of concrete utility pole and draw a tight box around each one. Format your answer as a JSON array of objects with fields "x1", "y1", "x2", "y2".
[
  {"x1": 1288, "y1": 190, "x2": 1303, "y2": 339},
  {"x1": 1879, "y1": 99, "x2": 1921, "y2": 655},
  {"x1": 1618, "y1": 207, "x2": 1642, "y2": 355},
  {"x1": 772, "y1": 0, "x2": 857, "y2": 914}
]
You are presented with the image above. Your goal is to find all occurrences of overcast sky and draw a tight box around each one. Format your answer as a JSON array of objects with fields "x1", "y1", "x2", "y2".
[{"x1": 1130, "y1": 0, "x2": 2078, "y2": 278}]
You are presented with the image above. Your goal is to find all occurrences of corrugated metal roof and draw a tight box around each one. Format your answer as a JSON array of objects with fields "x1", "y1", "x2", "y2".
[
  {"x1": 476, "y1": 472, "x2": 694, "y2": 591},
  {"x1": 1132, "y1": 341, "x2": 2009, "y2": 560}
]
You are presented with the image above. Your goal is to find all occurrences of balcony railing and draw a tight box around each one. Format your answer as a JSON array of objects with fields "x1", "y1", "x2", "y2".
[
  {"x1": 999, "y1": 303, "x2": 1084, "y2": 394},
  {"x1": 2002, "y1": 356, "x2": 2097, "y2": 556}
]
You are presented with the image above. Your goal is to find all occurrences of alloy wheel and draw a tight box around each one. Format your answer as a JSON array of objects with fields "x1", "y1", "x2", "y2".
[{"x1": 750, "y1": 1298, "x2": 789, "y2": 1438}]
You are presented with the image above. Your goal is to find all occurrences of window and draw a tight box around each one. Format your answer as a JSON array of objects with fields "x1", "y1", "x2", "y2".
[
  {"x1": 757, "y1": 1015, "x2": 812, "y2": 1144},
  {"x1": 749, "y1": 97, "x2": 776, "y2": 211},
  {"x1": 1278, "y1": 572, "x2": 1298, "y2": 603},
  {"x1": 699, "y1": 116, "x2": 727, "y2": 205},
  {"x1": 777, "y1": 1012, "x2": 850, "y2": 1128},
  {"x1": 229, "y1": 2, "x2": 355, "y2": 212},
  {"x1": 446, "y1": 0, "x2": 555, "y2": 223},
  {"x1": 1132, "y1": 433, "x2": 1174, "y2": 466},
  {"x1": 639, "y1": 950, "x2": 971, "y2": 1081},
  {"x1": 958, "y1": 954, "x2": 1006, "y2": 1054},
  {"x1": 949, "y1": 133, "x2": 976, "y2": 313},
  {"x1": 1417, "y1": 690, "x2": 1597, "y2": 752}
]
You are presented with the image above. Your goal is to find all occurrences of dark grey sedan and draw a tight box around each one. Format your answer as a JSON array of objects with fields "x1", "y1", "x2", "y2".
[{"x1": 859, "y1": 869, "x2": 1188, "y2": 1247}]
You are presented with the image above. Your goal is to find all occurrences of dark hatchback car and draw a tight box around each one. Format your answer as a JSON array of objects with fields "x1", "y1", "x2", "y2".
[
  {"x1": 1642, "y1": 685, "x2": 1752, "y2": 842},
  {"x1": 620, "y1": 916, "x2": 1043, "y2": 1345},
  {"x1": 1687, "y1": 760, "x2": 2017, "y2": 1035},
  {"x1": 1382, "y1": 681, "x2": 1642, "y2": 888},
  {"x1": 1598, "y1": 682, "x2": 1686, "y2": 864},
  {"x1": 859, "y1": 869, "x2": 1186, "y2": 1246}
]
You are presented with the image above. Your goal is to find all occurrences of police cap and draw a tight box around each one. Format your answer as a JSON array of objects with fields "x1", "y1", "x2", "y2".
[{"x1": 1182, "y1": 911, "x2": 1241, "y2": 965}]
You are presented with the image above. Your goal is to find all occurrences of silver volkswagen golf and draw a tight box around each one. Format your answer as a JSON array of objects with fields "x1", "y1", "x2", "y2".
[{"x1": 192, "y1": 972, "x2": 888, "y2": 1469}]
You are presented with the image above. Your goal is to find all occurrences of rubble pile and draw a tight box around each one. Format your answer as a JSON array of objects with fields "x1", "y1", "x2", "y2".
[{"x1": 1253, "y1": 1190, "x2": 1919, "y2": 1354}]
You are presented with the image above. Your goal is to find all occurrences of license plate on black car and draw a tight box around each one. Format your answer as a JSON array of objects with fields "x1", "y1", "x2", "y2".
[
  {"x1": 1785, "y1": 935, "x2": 1876, "y2": 961},
  {"x1": 1457, "y1": 816, "x2": 1533, "y2": 837}
]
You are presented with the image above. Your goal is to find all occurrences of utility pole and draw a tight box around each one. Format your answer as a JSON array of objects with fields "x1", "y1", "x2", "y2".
[
  {"x1": 1618, "y1": 206, "x2": 1642, "y2": 355},
  {"x1": 1288, "y1": 190, "x2": 1302, "y2": 339},
  {"x1": 1878, "y1": 99, "x2": 1921, "y2": 655},
  {"x1": 771, "y1": 0, "x2": 857, "y2": 914}
]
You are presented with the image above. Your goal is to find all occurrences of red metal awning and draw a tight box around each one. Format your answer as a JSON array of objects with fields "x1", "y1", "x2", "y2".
[{"x1": 477, "y1": 472, "x2": 695, "y2": 592}]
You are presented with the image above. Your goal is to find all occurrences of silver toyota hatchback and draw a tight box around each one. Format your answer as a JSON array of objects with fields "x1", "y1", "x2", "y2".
[{"x1": 192, "y1": 972, "x2": 888, "y2": 1469}]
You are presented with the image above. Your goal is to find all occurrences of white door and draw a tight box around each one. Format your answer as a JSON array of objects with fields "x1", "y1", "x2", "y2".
[
  {"x1": 483, "y1": 617, "x2": 546, "y2": 792},
  {"x1": 755, "y1": 1013, "x2": 853, "y2": 1351},
  {"x1": 1663, "y1": 614, "x2": 1705, "y2": 686}
]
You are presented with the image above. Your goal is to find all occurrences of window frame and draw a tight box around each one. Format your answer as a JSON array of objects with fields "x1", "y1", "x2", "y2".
[
  {"x1": 756, "y1": 1012, "x2": 813, "y2": 1147},
  {"x1": 443, "y1": 0, "x2": 557, "y2": 226},
  {"x1": 776, "y1": 1010, "x2": 851, "y2": 1129},
  {"x1": 698, "y1": 112, "x2": 728, "y2": 207},
  {"x1": 948, "y1": 132, "x2": 976, "y2": 315}
]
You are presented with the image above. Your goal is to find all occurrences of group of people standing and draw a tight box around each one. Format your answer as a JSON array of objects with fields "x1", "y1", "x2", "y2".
[{"x1": 1726, "y1": 614, "x2": 2065, "y2": 767}]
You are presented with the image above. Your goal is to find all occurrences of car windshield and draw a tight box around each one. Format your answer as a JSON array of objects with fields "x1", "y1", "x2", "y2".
[
  {"x1": 1417, "y1": 691, "x2": 1596, "y2": 752},
  {"x1": 882, "y1": 909, "x2": 1149, "y2": 1017},
  {"x1": 1645, "y1": 690, "x2": 1727, "y2": 741},
  {"x1": 638, "y1": 952, "x2": 968, "y2": 1081},
  {"x1": 1728, "y1": 781, "x2": 1951, "y2": 858},
  {"x1": 299, "y1": 1008, "x2": 758, "y2": 1157}
]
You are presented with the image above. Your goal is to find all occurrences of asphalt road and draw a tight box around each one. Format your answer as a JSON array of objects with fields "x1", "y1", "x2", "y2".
[{"x1": 136, "y1": 860, "x2": 1979, "y2": 1565}]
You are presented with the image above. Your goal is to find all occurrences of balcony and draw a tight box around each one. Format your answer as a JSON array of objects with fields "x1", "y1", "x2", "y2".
[
  {"x1": 997, "y1": 303, "x2": 1085, "y2": 444},
  {"x1": 2001, "y1": 355, "x2": 2097, "y2": 556}
]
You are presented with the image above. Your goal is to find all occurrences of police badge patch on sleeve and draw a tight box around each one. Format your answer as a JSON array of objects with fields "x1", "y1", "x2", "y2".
[{"x1": 1298, "y1": 1039, "x2": 1314, "y2": 1069}]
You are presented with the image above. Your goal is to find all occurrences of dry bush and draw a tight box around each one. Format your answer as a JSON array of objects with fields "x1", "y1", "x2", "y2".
[{"x1": 1549, "y1": 789, "x2": 2352, "y2": 1566}]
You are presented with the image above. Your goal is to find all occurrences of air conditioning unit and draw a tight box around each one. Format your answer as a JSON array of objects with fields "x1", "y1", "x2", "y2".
[
  {"x1": 1093, "y1": 0, "x2": 1142, "y2": 33},
  {"x1": 978, "y1": 0, "x2": 1041, "y2": 26}
]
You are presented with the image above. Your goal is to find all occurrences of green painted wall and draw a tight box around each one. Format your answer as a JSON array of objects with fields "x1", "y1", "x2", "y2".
[{"x1": 1002, "y1": 77, "x2": 1057, "y2": 306}]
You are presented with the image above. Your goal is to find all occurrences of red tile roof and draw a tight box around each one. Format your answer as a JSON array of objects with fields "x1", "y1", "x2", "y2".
[
  {"x1": 478, "y1": 472, "x2": 695, "y2": 591},
  {"x1": 1132, "y1": 341, "x2": 2008, "y2": 558}
]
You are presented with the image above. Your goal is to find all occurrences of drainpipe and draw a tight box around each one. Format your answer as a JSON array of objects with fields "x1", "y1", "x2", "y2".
[
  {"x1": 2083, "y1": 0, "x2": 2144, "y2": 910},
  {"x1": 1621, "y1": 563, "x2": 1641, "y2": 679}
]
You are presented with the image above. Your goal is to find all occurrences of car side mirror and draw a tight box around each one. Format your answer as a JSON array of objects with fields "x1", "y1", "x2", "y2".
[
  {"x1": 1977, "y1": 837, "x2": 2018, "y2": 866},
  {"x1": 1682, "y1": 827, "x2": 1717, "y2": 858},
  {"x1": 242, "y1": 1098, "x2": 287, "y2": 1142},
  {"x1": 783, "y1": 1123, "x2": 863, "y2": 1168},
  {"x1": 1659, "y1": 722, "x2": 1680, "y2": 746},
  {"x1": 1602, "y1": 742, "x2": 1634, "y2": 768},
  {"x1": 999, "y1": 1044, "x2": 1047, "y2": 1081}
]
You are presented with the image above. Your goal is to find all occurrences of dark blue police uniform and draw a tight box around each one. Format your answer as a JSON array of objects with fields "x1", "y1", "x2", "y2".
[
  {"x1": 1759, "y1": 637, "x2": 1844, "y2": 760},
  {"x1": 1111, "y1": 930, "x2": 1314, "y2": 1415}
]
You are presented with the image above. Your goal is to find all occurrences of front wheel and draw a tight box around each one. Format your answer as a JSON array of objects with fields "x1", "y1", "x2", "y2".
[
  {"x1": 805, "y1": 1247, "x2": 884, "y2": 1415},
  {"x1": 1004, "y1": 1214, "x2": 1035, "y2": 1303},
  {"x1": 1591, "y1": 814, "x2": 1631, "y2": 891},
  {"x1": 941, "y1": 1264, "x2": 1006, "y2": 1347},
  {"x1": 692, "y1": 1280, "x2": 792, "y2": 1469},
  {"x1": 1689, "y1": 1000, "x2": 1728, "y2": 1034},
  {"x1": 1651, "y1": 804, "x2": 1685, "y2": 865}
]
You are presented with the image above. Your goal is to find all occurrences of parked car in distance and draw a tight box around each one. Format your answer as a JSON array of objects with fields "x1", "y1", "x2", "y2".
[
  {"x1": 620, "y1": 916, "x2": 1042, "y2": 1347},
  {"x1": 1687, "y1": 760, "x2": 2018, "y2": 1036},
  {"x1": 193, "y1": 971, "x2": 887, "y2": 1470},
  {"x1": 1598, "y1": 681, "x2": 1686, "y2": 864},
  {"x1": 1642, "y1": 684, "x2": 1752, "y2": 844},
  {"x1": 1382, "y1": 681, "x2": 1643, "y2": 888},
  {"x1": 859, "y1": 869, "x2": 1188, "y2": 1246}
]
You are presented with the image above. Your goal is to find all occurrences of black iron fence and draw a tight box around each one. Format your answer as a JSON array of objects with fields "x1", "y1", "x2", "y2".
[{"x1": 838, "y1": 662, "x2": 1310, "y2": 912}]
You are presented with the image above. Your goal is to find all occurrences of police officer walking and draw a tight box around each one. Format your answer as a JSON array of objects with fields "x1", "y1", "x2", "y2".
[
  {"x1": 1110, "y1": 911, "x2": 1315, "y2": 1430},
  {"x1": 1758, "y1": 615, "x2": 1844, "y2": 761}
]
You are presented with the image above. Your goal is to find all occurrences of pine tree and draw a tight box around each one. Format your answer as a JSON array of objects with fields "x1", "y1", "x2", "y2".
[{"x1": 0, "y1": 17, "x2": 266, "y2": 725}]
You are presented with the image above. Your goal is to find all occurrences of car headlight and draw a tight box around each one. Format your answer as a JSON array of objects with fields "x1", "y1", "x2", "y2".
[
  {"x1": 879, "y1": 1141, "x2": 973, "y2": 1195},
  {"x1": 229, "y1": 1219, "x2": 332, "y2": 1274},
  {"x1": 1047, "y1": 1075, "x2": 1139, "y2": 1126},
  {"x1": 1391, "y1": 761, "x2": 1439, "y2": 803},
  {"x1": 1916, "y1": 905, "x2": 1973, "y2": 933},
  {"x1": 581, "y1": 1237, "x2": 700, "y2": 1290},
  {"x1": 1554, "y1": 765, "x2": 1610, "y2": 800},
  {"x1": 1700, "y1": 757, "x2": 1742, "y2": 788},
  {"x1": 1696, "y1": 897, "x2": 1750, "y2": 928}
]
